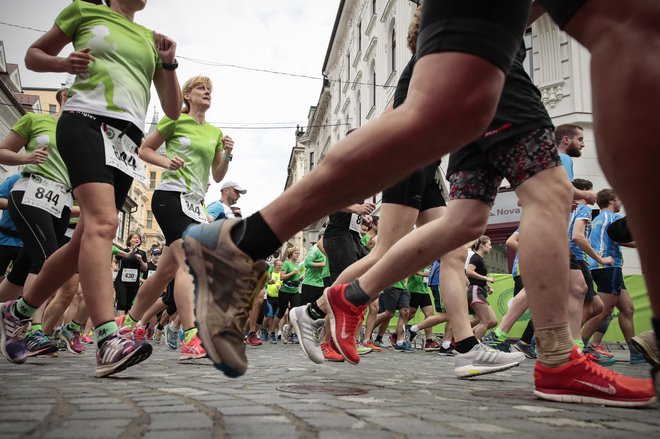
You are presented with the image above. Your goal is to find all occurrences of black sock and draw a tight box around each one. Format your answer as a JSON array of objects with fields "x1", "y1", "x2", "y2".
[
  {"x1": 307, "y1": 301, "x2": 326, "y2": 320},
  {"x1": 521, "y1": 320, "x2": 535, "y2": 344},
  {"x1": 375, "y1": 335, "x2": 383, "y2": 343},
  {"x1": 344, "y1": 280, "x2": 370, "y2": 306},
  {"x1": 156, "y1": 323, "x2": 164, "y2": 330},
  {"x1": 426, "y1": 338, "x2": 433, "y2": 343},
  {"x1": 653, "y1": 317, "x2": 660, "y2": 346},
  {"x1": 232, "y1": 212, "x2": 282, "y2": 261},
  {"x1": 455, "y1": 336, "x2": 479, "y2": 354}
]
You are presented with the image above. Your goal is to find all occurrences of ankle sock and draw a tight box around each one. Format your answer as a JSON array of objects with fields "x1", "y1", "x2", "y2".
[
  {"x1": 494, "y1": 327, "x2": 508, "y2": 341},
  {"x1": 95, "y1": 321, "x2": 118, "y2": 348},
  {"x1": 13, "y1": 298, "x2": 38, "y2": 320},
  {"x1": 344, "y1": 280, "x2": 370, "y2": 306},
  {"x1": 232, "y1": 212, "x2": 282, "y2": 261},
  {"x1": 68, "y1": 320, "x2": 81, "y2": 331},
  {"x1": 535, "y1": 324, "x2": 573, "y2": 367},
  {"x1": 410, "y1": 325, "x2": 419, "y2": 333},
  {"x1": 123, "y1": 314, "x2": 138, "y2": 328},
  {"x1": 375, "y1": 335, "x2": 383, "y2": 343},
  {"x1": 455, "y1": 336, "x2": 478, "y2": 354},
  {"x1": 156, "y1": 323, "x2": 164, "y2": 331},
  {"x1": 29, "y1": 323, "x2": 43, "y2": 335},
  {"x1": 442, "y1": 340, "x2": 451, "y2": 349},
  {"x1": 184, "y1": 327, "x2": 198, "y2": 344},
  {"x1": 573, "y1": 338, "x2": 585, "y2": 350},
  {"x1": 307, "y1": 301, "x2": 326, "y2": 320}
]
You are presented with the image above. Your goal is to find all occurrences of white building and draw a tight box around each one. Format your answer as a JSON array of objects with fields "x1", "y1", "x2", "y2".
[{"x1": 296, "y1": 0, "x2": 641, "y2": 275}]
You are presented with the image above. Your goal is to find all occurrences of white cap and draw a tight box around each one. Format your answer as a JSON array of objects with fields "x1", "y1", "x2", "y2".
[{"x1": 220, "y1": 180, "x2": 247, "y2": 194}]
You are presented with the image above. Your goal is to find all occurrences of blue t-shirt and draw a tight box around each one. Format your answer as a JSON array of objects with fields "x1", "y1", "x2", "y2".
[
  {"x1": 0, "y1": 174, "x2": 23, "y2": 248},
  {"x1": 559, "y1": 153, "x2": 574, "y2": 181},
  {"x1": 427, "y1": 259, "x2": 441, "y2": 286},
  {"x1": 588, "y1": 210, "x2": 623, "y2": 269},
  {"x1": 206, "y1": 201, "x2": 224, "y2": 220},
  {"x1": 510, "y1": 228, "x2": 520, "y2": 277},
  {"x1": 568, "y1": 203, "x2": 592, "y2": 261}
]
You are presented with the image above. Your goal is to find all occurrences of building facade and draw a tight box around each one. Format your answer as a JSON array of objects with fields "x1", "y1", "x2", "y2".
[{"x1": 297, "y1": 0, "x2": 641, "y2": 274}]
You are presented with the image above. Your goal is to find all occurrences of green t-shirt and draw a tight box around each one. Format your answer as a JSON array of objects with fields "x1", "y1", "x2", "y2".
[
  {"x1": 302, "y1": 245, "x2": 326, "y2": 288},
  {"x1": 279, "y1": 260, "x2": 302, "y2": 294},
  {"x1": 11, "y1": 114, "x2": 71, "y2": 188},
  {"x1": 156, "y1": 114, "x2": 223, "y2": 196},
  {"x1": 407, "y1": 272, "x2": 430, "y2": 295},
  {"x1": 391, "y1": 279, "x2": 407, "y2": 290},
  {"x1": 55, "y1": 0, "x2": 160, "y2": 128},
  {"x1": 321, "y1": 257, "x2": 330, "y2": 280}
]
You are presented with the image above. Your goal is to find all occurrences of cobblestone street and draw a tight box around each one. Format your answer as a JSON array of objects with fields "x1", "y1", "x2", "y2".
[{"x1": 1, "y1": 341, "x2": 658, "y2": 438}]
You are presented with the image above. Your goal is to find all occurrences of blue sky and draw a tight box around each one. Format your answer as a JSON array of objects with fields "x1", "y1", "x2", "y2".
[{"x1": 0, "y1": 0, "x2": 340, "y2": 215}]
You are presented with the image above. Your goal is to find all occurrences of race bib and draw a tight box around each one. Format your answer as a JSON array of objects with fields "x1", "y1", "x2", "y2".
[
  {"x1": 22, "y1": 174, "x2": 72, "y2": 218},
  {"x1": 180, "y1": 192, "x2": 208, "y2": 223},
  {"x1": 102, "y1": 124, "x2": 148, "y2": 185},
  {"x1": 64, "y1": 227, "x2": 75, "y2": 238},
  {"x1": 147, "y1": 270, "x2": 156, "y2": 279},
  {"x1": 349, "y1": 213, "x2": 362, "y2": 234},
  {"x1": 121, "y1": 268, "x2": 139, "y2": 283}
]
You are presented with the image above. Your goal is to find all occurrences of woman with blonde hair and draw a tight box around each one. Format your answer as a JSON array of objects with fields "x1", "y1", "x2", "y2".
[{"x1": 121, "y1": 75, "x2": 234, "y2": 361}]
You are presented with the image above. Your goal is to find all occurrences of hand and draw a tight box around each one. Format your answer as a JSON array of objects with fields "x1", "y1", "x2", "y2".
[
  {"x1": 293, "y1": 268, "x2": 300, "y2": 274},
  {"x1": 583, "y1": 190, "x2": 597, "y2": 205},
  {"x1": 600, "y1": 256, "x2": 615, "y2": 266},
  {"x1": 134, "y1": 253, "x2": 142, "y2": 261},
  {"x1": 168, "y1": 156, "x2": 185, "y2": 170},
  {"x1": 62, "y1": 48, "x2": 95, "y2": 74},
  {"x1": 356, "y1": 202, "x2": 376, "y2": 216},
  {"x1": 153, "y1": 32, "x2": 177, "y2": 64},
  {"x1": 486, "y1": 277, "x2": 495, "y2": 283},
  {"x1": 28, "y1": 146, "x2": 49, "y2": 164},
  {"x1": 222, "y1": 135, "x2": 234, "y2": 155}
]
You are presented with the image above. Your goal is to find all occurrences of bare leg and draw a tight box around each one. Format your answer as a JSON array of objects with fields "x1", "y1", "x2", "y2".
[
  {"x1": 472, "y1": 303, "x2": 498, "y2": 340},
  {"x1": 129, "y1": 245, "x2": 178, "y2": 320},
  {"x1": 42, "y1": 274, "x2": 79, "y2": 334},
  {"x1": 499, "y1": 289, "x2": 528, "y2": 333},
  {"x1": 567, "y1": 269, "x2": 588, "y2": 340},
  {"x1": 617, "y1": 289, "x2": 635, "y2": 341}
]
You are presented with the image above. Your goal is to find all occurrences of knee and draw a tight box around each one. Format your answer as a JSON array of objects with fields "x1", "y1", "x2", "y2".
[
  {"x1": 570, "y1": 278, "x2": 588, "y2": 299},
  {"x1": 85, "y1": 216, "x2": 119, "y2": 241}
]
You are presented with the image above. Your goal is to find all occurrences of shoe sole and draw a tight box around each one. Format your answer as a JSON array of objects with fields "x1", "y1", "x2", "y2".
[
  {"x1": 630, "y1": 337, "x2": 660, "y2": 367},
  {"x1": 179, "y1": 353, "x2": 208, "y2": 361},
  {"x1": 289, "y1": 308, "x2": 324, "y2": 365},
  {"x1": 27, "y1": 344, "x2": 60, "y2": 357},
  {"x1": 95, "y1": 343, "x2": 153, "y2": 378},
  {"x1": 183, "y1": 232, "x2": 244, "y2": 379},
  {"x1": 324, "y1": 289, "x2": 359, "y2": 365},
  {"x1": 455, "y1": 360, "x2": 523, "y2": 379},
  {"x1": 534, "y1": 390, "x2": 657, "y2": 408}
]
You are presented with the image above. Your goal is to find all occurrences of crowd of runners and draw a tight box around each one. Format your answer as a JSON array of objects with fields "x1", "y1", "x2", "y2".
[{"x1": 0, "y1": 0, "x2": 659, "y2": 409}]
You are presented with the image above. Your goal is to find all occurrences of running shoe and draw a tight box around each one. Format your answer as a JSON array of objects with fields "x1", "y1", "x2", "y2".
[
  {"x1": 289, "y1": 305, "x2": 324, "y2": 364},
  {"x1": 630, "y1": 350, "x2": 648, "y2": 365},
  {"x1": 362, "y1": 339, "x2": 382, "y2": 352},
  {"x1": 133, "y1": 325, "x2": 147, "y2": 343},
  {"x1": 438, "y1": 345, "x2": 455, "y2": 356},
  {"x1": 324, "y1": 284, "x2": 367, "y2": 365},
  {"x1": 95, "y1": 333, "x2": 152, "y2": 378},
  {"x1": 165, "y1": 324, "x2": 178, "y2": 350},
  {"x1": 58, "y1": 324, "x2": 85, "y2": 354},
  {"x1": 321, "y1": 341, "x2": 344, "y2": 362},
  {"x1": 590, "y1": 343, "x2": 614, "y2": 358},
  {"x1": 281, "y1": 324, "x2": 292, "y2": 345},
  {"x1": 583, "y1": 346, "x2": 616, "y2": 366},
  {"x1": 114, "y1": 314, "x2": 126, "y2": 328},
  {"x1": 631, "y1": 330, "x2": 659, "y2": 367},
  {"x1": 291, "y1": 333, "x2": 299, "y2": 344},
  {"x1": 81, "y1": 333, "x2": 93, "y2": 344},
  {"x1": 393, "y1": 342, "x2": 415, "y2": 353},
  {"x1": 513, "y1": 340, "x2": 537, "y2": 359},
  {"x1": 179, "y1": 335, "x2": 208, "y2": 361},
  {"x1": 0, "y1": 301, "x2": 30, "y2": 364},
  {"x1": 388, "y1": 333, "x2": 397, "y2": 348},
  {"x1": 534, "y1": 345, "x2": 656, "y2": 407},
  {"x1": 183, "y1": 219, "x2": 269, "y2": 378},
  {"x1": 372, "y1": 339, "x2": 385, "y2": 348},
  {"x1": 454, "y1": 343, "x2": 525, "y2": 378},
  {"x1": 153, "y1": 328, "x2": 164, "y2": 345},
  {"x1": 269, "y1": 332, "x2": 277, "y2": 344},
  {"x1": 357, "y1": 344, "x2": 372, "y2": 355},
  {"x1": 481, "y1": 332, "x2": 498, "y2": 345},
  {"x1": 26, "y1": 330, "x2": 59, "y2": 357},
  {"x1": 424, "y1": 340, "x2": 442, "y2": 352},
  {"x1": 246, "y1": 332, "x2": 262, "y2": 346},
  {"x1": 259, "y1": 328, "x2": 268, "y2": 342},
  {"x1": 407, "y1": 328, "x2": 418, "y2": 345}
]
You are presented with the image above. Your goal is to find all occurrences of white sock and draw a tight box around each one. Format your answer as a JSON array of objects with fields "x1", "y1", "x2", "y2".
[
  {"x1": 411, "y1": 325, "x2": 419, "y2": 333},
  {"x1": 442, "y1": 340, "x2": 451, "y2": 349},
  {"x1": 397, "y1": 340, "x2": 405, "y2": 346}
]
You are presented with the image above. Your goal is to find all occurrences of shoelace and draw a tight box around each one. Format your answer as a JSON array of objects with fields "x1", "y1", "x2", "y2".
[
  {"x1": 232, "y1": 271, "x2": 267, "y2": 332},
  {"x1": 579, "y1": 353, "x2": 619, "y2": 380},
  {"x1": 311, "y1": 320, "x2": 325, "y2": 344}
]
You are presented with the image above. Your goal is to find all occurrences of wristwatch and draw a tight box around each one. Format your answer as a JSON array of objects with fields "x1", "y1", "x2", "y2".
[
  {"x1": 162, "y1": 59, "x2": 178, "y2": 71},
  {"x1": 222, "y1": 154, "x2": 233, "y2": 162}
]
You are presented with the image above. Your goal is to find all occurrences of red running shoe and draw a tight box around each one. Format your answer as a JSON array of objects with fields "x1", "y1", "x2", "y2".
[
  {"x1": 246, "y1": 332, "x2": 262, "y2": 346},
  {"x1": 321, "y1": 341, "x2": 344, "y2": 362},
  {"x1": 534, "y1": 345, "x2": 656, "y2": 407},
  {"x1": 324, "y1": 285, "x2": 366, "y2": 365}
]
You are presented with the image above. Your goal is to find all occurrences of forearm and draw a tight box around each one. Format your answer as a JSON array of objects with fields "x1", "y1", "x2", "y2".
[
  {"x1": 575, "y1": 235, "x2": 603, "y2": 262},
  {"x1": 155, "y1": 70, "x2": 182, "y2": 120},
  {"x1": 25, "y1": 48, "x2": 67, "y2": 73},
  {"x1": 0, "y1": 150, "x2": 31, "y2": 166},
  {"x1": 212, "y1": 161, "x2": 229, "y2": 183},
  {"x1": 139, "y1": 147, "x2": 171, "y2": 169}
]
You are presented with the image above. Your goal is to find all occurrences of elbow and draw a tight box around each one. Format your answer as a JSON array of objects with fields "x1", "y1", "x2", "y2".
[
  {"x1": 24, "y1": 49, "x2": 37, "y2": 71},
  {"x1": 164, "y1": 107, "x2": 181, "y2": 121}
]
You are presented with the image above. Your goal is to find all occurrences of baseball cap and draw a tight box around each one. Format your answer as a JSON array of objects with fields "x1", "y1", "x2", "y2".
[
  {"x1": 151, "y1": 248, "x2": 162, "y2": 255},
  {"x1": 220, "y1": 180, "x2": 247, "y2": 194}
]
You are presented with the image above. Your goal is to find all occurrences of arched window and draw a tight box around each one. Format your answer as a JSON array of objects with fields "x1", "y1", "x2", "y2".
[{"x1": 390, "y1": 24, "x2": 396, "y2": 73}]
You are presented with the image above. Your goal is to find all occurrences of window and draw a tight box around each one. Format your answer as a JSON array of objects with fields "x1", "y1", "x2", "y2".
[
  {"x1": 146, "y1": 211, "x2": 153, "y2": 229},
  {"x1": 48, "y1": 104, "x2": 57, "y2": 114},
  {"x1": 390, "y1": 25, "x2": 396, "y2": 73},
  {"x1": 116, "y1": 211, "x2": 125, "y2": 241},
  {"x1": 372, "y1": 0, "x2": 377, "y2": 15},
  {"x1": 309, "y1": 152, "x2": 315, "y2": 171},
  {"x1": 358, "y1": 22, "x2": 362, "y2": 51},
  {"x1": 523, "y1": 28, "x2": 533, "y2": 80},
  {"x1": 149, "y1": 171, "x2": 156, "y2": 189},
  {"x1": 346, "y1": 54, "x2": 350, "y2": 83},
  {"x1": 356, "y1": 90, "x2": 362, "y2": 127},
  {"x1": 370, "y1": 61, "x2": 376, "y2": 109}
]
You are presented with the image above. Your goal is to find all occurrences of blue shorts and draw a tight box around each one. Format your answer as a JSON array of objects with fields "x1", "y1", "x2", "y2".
[{"x1": 591, "y1": 267, "x2": 624, "y2": 296}]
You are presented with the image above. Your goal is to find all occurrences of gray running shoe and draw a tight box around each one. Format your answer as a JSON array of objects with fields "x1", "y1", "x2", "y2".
[
  {"x1": 281, "y1": 324, "x2": 291, "y2": 345},
  {"x1": 454, "y1": 343, "x2": 525, "y2": 378},
  {"x1": 165, "y1": 324, "x2": 178, "y2": 350},
  {"x1": 183, "y1": 219, "x2": 268, "y2": 378},
  {"x1": 631, "y1": 330, "x2": 659, "y2": 367},
  {"x1": 289, "y1": 305, "x2": 324, "y2": 364}
]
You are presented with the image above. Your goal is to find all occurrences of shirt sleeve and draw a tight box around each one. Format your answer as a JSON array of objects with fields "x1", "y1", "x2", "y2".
[
  {"x1": 54, "y1": 0, "x2": 82, "y2": 39},
  {"x1": 10, "y1": 114, "x2": 33, "y2": 141},
  {"x1": 156, "y1": 116, "x2": 176, "y2": 140}
]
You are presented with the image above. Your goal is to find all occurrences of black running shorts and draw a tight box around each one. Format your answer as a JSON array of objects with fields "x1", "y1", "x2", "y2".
[
  {"x1": 538, "y1": 0, "x2": 587, "y2": 29},
  {"x1": 151, "y1": 190, "x2": 199, "y2": 246},
  {"x1": 382, "y1": 161, "x2": 446, "y2": 211}
]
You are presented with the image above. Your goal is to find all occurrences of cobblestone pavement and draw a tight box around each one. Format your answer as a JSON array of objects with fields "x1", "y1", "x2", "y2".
[{"x1": 0, "y1": 340, "x2": 658, "y2": 439}]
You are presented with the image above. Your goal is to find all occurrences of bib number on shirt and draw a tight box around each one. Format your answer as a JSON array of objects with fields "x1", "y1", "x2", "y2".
[
  {"x1": 22, "y1": 174, "x2": 72, "y2": 218},
  {"x1": 180, "y1": 193, "x2": 208, "y2": 223},
  {"x1": 349, "y1": 213, "x2": 362, "y2": 234},
  {"x1": 121, "y1": 268, "x2": 139, "y2": 283},
  {"x1": 102, "y1": 124, "x2": 148, "y2": 185}
]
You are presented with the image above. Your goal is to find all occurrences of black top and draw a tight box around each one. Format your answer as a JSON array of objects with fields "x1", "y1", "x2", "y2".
[
  {"x1": 115, "y1": 248, "x2": 147, "y2": 284},
  {"x1": 448, "y1": 41, "x2": 554, "y2": 176},
  {"x1": 393, "y1": 56, "x2": 415, "y2": 109},
  {"x1": 467, "y1": 253, "x2": 488, "y2": 288},
  {"x1": 142, "y1": 261, "x2": 158, "y2": 279},
  {"x1": 324, "y1": 212, "x2": 361, "y2": 238}
]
